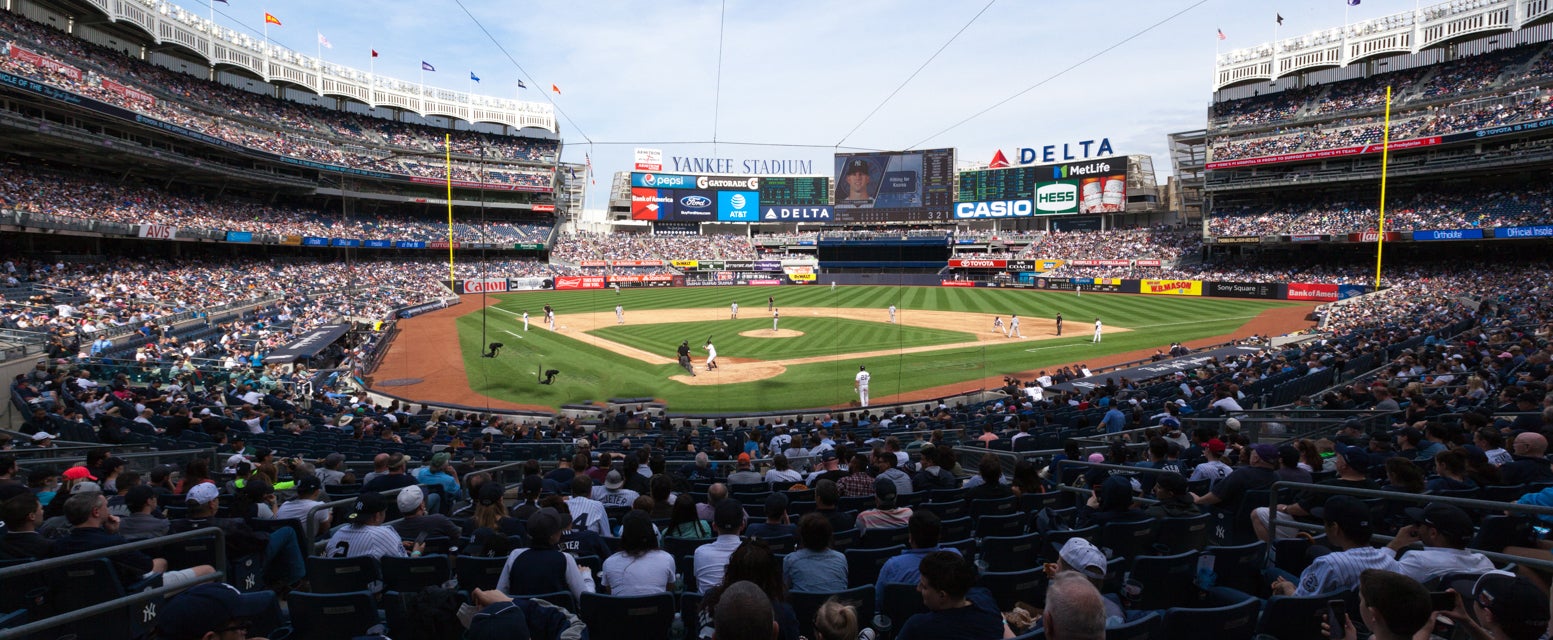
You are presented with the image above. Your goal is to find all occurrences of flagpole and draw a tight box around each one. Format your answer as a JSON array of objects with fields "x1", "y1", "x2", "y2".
[
  {"x1": 1374, "y1": 85, "x2": 1393, "y2": 290},
  {"x1": 446, "y1": 133, "x2": 456, "y2": 293}
]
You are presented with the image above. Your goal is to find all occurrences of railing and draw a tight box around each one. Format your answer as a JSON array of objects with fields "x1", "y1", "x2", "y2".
[
  {"x1": 0, "y1": 528, "x2": 227, "y2": 640},
  {"x1": 303, "y1": 483, "x2": 421, "y2": 552}
]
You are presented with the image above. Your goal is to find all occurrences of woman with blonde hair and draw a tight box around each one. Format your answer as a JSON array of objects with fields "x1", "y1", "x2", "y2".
[{"x1": 804, "y1": 598, "x2": 875, "y2": 640}]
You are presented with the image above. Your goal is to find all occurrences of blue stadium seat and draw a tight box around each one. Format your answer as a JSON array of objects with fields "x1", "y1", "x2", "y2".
[
  {"x1": 1105, "y1": 611, "x2": 1162, "y2": 640},
  {"x1": 1204, "y1": 542, "x2": 1268, "y2": 596},
  {"x1": 381, "y1": 554, "x2": 452, "y2": 593},
  {"x1": 287, "y1": 591, "x2": 382, "y2": 640},
  {"x1": 455, "y1": 555, "x2": 508, "y2": 592},
  {"x1": 580, "y1": 592, "x2": 676, "y2": 640},
  {"x1": 1161, "y1": 596, "x2": 1261, "y2": 640},
  {"x1": 1099, "y1": 519, "x2": 1161, "y2": 564},
  {"x1": 304, "y1": 555, "x2": 382, "y2": 594},
  {"x1": 790, "y1": 586, "x2": 875, "y2": 640},
  {"x1": 857, "y1": 526, "x2": 910, "y2": 550},
  {"x1": 1127, "y1": 551, "x2": 1201, "y2": 611},
  {"x1": 1254, "y1": 591, "x2": 1357, "y2": 640},
  {"x1": 880, "y1": 582, "x2": 929, "y2": 633},
  {"x1": 1155, "y1": 513, "x2": 1213, "y2": 555},
  {"x1": 846, "y1": 545, "x2": 905, "y2": 588},
  {"x1": 976, "y1": 568, "x2": 1045, "y2": 612},
  {"x1": 981, "y1": 532, "x2": 1042, "y2": 572}
]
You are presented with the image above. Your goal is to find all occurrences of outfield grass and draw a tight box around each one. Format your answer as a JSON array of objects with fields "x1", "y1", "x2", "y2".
[
  {"x1": 450, "y1": 286, "x2": 1298, "y2": 412},
  {"x1": 588, "y1": 317, "x2": 976, "y2": 360}
]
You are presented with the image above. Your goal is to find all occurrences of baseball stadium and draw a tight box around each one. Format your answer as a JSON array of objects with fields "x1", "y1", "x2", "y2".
[{"x1": 2, "y1": 1, "x2": 1553, "y2": 639}]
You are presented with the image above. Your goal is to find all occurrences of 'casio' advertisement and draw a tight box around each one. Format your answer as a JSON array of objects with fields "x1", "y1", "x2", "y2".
[{"x1": 954, "y1": 200, "x2": 1033, "y2": 219}]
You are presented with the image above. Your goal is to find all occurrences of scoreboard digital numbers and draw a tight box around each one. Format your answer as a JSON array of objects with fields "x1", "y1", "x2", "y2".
[
  {"x1": 958, "y1": 166, "x2": 1039, "y2": 202},
  {"x1": 759, "y1": 176, "x2": 829, "y2": 206},
  {"x1": 832, "y1": 148, "x2": 956, "y2": 224}
]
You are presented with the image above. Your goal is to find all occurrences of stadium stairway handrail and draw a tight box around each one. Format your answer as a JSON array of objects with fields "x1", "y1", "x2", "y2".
[
  {"x1": 0, "y1": 527, "x2": 227, "y2": 640},
  {"x1": 1, "y1": 441, "x2": 147, "y2": 460},
  {"x1": 1266, "y1": 480, "x2": 1553, "y2": 573}
]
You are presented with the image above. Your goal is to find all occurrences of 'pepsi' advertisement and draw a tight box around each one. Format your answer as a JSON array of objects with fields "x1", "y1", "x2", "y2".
[{"x1": 629, "y1": 172, "x2": 765, "y2": 222}]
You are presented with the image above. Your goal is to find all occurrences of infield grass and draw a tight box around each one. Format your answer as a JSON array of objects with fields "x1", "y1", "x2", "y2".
[{"x1": 449, "y1": 285, "x2": 1299, "y2": 412}]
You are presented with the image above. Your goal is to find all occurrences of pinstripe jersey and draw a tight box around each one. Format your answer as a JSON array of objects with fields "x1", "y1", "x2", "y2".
[{"x1": 1294, "y1": 546, "x2": 1401, "y2": 596}]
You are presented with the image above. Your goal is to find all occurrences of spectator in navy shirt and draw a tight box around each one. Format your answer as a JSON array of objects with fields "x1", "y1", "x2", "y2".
[
  {"x1": 51, "y1": 491, "x2": 215, "y2": 590},
  {"x1": 744, "y1": 493, "x2": 796, "y2": 540},
  {"x1": 895, "y1": 551, "x2": 1009, "y2": 640}
]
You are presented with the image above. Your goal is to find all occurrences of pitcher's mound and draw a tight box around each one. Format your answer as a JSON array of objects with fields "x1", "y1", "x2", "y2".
[{"x1": 741, "y1": 329, "x2": 804, "y2": 338}]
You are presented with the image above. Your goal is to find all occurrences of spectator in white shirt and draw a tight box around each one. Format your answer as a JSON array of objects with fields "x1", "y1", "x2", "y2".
[{"x1": 1385, "y1": 504, "x2": 1494, "y2": 584}]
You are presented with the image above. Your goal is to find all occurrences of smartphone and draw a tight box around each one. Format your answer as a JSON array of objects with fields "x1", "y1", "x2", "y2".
[
  {"x1": 1327, "y1": 600, "x2": 1347, "y2": 639},
  {"x1": 414, "y1": 531, "x2": 428, "y2": 547},
  {"x1": 1431, "y1": 591, "x2": 1459, "y2": 612}
]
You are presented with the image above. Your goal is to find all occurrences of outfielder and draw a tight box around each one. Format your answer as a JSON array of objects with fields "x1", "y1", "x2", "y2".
[
  {"x1": 731, "y1": 302, "x2": 739, "y2": 319},
  {"x1": 772, "y1": 308, "x2": 780, "y2": 332},
  {"x1": 888, "y1": 304, "x2": 896, "y2": 323},
  {"x1": 704, "y1": 339, "x2": 718, "y2": 370},
  {"x1": 855, "y1": 365, "x2": 871, "y2": 407},
  {"x1": 992, "y1": 316, "x2": 1005, "y2": 334},
  {"x1": 1008, "y1": 314, "x2": 1023, "y2": 338},
  {"x1": 831, "y1": 281, "x2": 836, "y2": 292},
  {"x1": 615, "y1": 304, "x2": 624, "y2": 325},
  {"x1": 522, "y1": 311, "x2": 530, "y2": 331},
  {"x1": 1093, "y1": 317, "x2": 1103, "y2": 343},
  {"x1": 612, "y1": 282, "x2": 621, "y2": 295}
]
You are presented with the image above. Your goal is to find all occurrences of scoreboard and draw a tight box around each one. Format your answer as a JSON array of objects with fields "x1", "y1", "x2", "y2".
[
  {"x1": 759, "y1": 176, "x2": 829, "y2": 206},
  {"x1": 958, "y1": 166, "x2": 1039, "y2": 202},
  {"x1": 832, "y1": 148, "x2": 956, "y2": 223}
]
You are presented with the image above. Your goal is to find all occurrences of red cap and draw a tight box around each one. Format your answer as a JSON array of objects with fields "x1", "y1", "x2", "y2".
[
  {"x1": 63, "y1": 466, "x2": 98, "y2": 481},
  {"x1": 1205, "y1": 439, "x2": 1227, "y2": 453},
  {"x1": 737, "y1": 453, "x2": 751, "y2": 464}
]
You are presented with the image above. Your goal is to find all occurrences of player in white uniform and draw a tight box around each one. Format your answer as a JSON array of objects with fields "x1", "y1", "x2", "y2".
[
  {"x1": 855, "y1": 365, "x2": 871, "y2": 407},
  {"x1": 731, "y1": 302, "x2": 739, "y2": 319},
  {"x1": 772, "y1": 308, "x2": 780, "y2": 332},
  {"x1": 522, "y1": 311, "x2": 529, "y2": 331},
  {"x1": 615, "y1": 305, "x2": 624, "y2": 325},
  {"x1": 992, "y1": 316, "x2": 1005, "y2": 334},
  {"x1": 1093, "y1": 318, "x2": 1103, "y2": 343},
  {"x1": 612, "y1": 282, "x2": 621, "y2": 295},
  {"x1": 888, "y1": 304, "x2": 897, "y2": 323},
  {"x1": 705, "y1": 340, "x2": 718, "y2": 370},
  {"x1": 831, "y1": 281, "x2": 836, "y2": 292},
  {"x1": 1008, "y1": 314, "x2": 1022, "y2": 338}
]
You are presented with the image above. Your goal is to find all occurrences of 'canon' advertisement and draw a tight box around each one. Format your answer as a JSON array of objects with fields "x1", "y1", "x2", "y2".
[
  {"x1": 1206, "y1": 281, "x2": 1279, "y2": 300},
  {"x1": 460, "y1": 278, "x2": 509, "y2": 294},
  {"x1": 1286, "y1": 282, "x2": 1340, "y2": 302},
  {"x1": 554, "y1": 276, "x2": 606, "y2": 291}
]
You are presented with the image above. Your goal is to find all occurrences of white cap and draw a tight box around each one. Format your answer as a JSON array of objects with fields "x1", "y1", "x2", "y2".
[
  {"x1": 1058, "y1": 538, "x2": 1108, "y2": 579},
  {"x1": 187, "y1": 483, "x2": 220, "y2": 505},
  {"x1": 396, "y1": 485, "x2": 425, "y2": 513},
  {"x1": 1225, "y1": 418, "x2": 1242, "y2": 431},
  {"x1": 31, "y1": 432, "x2": 56, "y2": 441},
  {"x1": 226, "y1": 454, "x2": 248, "y2": 470}
]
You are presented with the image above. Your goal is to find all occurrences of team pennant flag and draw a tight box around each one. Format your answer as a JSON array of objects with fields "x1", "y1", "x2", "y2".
[
  {"x1": 1347, "y1": 0, "x2": 1361, "y2": 5},
  {"x1": 470, "y1": 72, "x2": 480, "y2": 83},
  {"x1": 1276, "y1": 13, "x2": 1284, "y2": 25},
  {"x1": 1217, "y1": 28, "x2": 1227, "y2": 40},
  {"x1": 551, "y1": 83, "x2": 561, "y2": 94},
  {"x1": 421, "y1": 61, "x2": 436, "y2": 72},
  {"x1": 264, "y1": 13, "x2": 282, "y2": 26},
  {"x1": 317, "y1": 32, "x2": 332, "y2": 49},
  {"x1": 516, "y1": 79, "x2": 526, "y2": 89},
  {"x1": 371, "y1": 49, "x2": 379, "y2": 58}
]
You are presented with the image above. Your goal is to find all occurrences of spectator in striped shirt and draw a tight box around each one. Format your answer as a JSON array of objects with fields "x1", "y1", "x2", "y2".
[
  {"x1": 1269, "y1": 496, "x2": 1401, "y2": 597},
  {"x1": 324, "y1": 492, "x2": 420, "y2": 559}
]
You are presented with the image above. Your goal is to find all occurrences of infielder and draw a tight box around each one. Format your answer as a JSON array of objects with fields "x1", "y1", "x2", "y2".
[
  {"x1": 1093, "y1": 317, "x2": 1103, "y2": 343},
  {"x1": 544, "y1": 304, "x2": 555, "y2": 330},
  {"x1": 704, "y1": 339, "x2": 718, "y2": 370},
  {"x1": 888, "y1": 304, "x2": 896, "y2": 323},
  {"x1": 1008, "y1": 314, "x2": 1022, "y2": 338},
  {"x1": 992, "y1": 316, "x2": 1005, "y2": 334},
  {"x1": 615, "y1": 304, "x2": 624, "y2": 325},
  {"x1": 855, "y1": 365, "x2": 871, "y2": 407},
  {"x1": 1055, "y1": 312, "x2": 1063, "y2": 336},
  {"x1": 522, "y1": 311, "x2": 530, "y2": 331},
  {"x1": 731, "y1": 302, "x2": 739, "y2": 319},
  {"x1": 772, "y1": 308, "x2": 780, "y2": 332}
]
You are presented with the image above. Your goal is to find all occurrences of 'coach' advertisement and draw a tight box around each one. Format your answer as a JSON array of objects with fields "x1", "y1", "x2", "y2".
[
  {"x1": 1206, "y1": 281, "x2": 1280, "y2": 299},
  {"x1": 1140, "y1": 279, "x2": 1203, "y2": 296}
]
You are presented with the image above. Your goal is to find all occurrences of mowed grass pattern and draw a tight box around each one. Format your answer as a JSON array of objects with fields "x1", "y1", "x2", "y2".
[
  {"x1": 446, "y1": 286, "x2": 1299, "y2": 412},
  {"x1": 588, "y1": 317, "x2": 976, "y2": 360}
]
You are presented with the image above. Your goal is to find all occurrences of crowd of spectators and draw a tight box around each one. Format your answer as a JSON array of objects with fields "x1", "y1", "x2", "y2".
[
  {"x1": 0, "y1": 13, "x2": 555, "y2": 186},
  {"x1": 0, "y1": 163, "x2": 553, "y2": 243},
  {"x1": 550, "y1": 233, "x2": 758, "y2": 264},
  {"x1": 1210, "y1": 185, "x2": 1553, "y2": 236},
  {"x1": 1015, "y1": 228, "x2": 1199, "y2": 262}
]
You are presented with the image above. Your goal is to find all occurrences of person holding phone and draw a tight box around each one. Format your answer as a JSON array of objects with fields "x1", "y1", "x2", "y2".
[
  {"x1": 1321, "y1": 569, "x2": 1435, "y2": 640},
  {"x1": 1268, "y1": 496, "x2": 1401, "y2": 598}
]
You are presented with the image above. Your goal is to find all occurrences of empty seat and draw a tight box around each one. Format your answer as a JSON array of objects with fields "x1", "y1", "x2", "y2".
[
  {"x1": 287, "y1": 591, "x2": 382, "y2": 640},
  {"x1": 579, "y1": 592, "x2": 676, "y2": 640}
]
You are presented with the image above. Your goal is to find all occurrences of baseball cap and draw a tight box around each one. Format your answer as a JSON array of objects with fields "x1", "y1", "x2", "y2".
[
  {"x1": 296, "y1": 475, "x2": 322, "y2": 494},
  {"x1": 737, "y1": 452, "x2": 751, "y2": 465},
  {"x1": 604, "y1": 470, "x2": 625, "y2": 490},
  {"x1": 347, "y1": 492, "x2": 389, "y2": 522},
  {"x1": 1154, "y1": 473, "x2": 1188, "y2": 495},
  {"x1": 1250, "y1": 444, "x2": 1279, "y2": 463},
  {"x1": 430, "y1": 452, "x2": 450, "y2": 469},
  {"x1": 1058, "y1": 538, "x2": 1108, "y2": 580},
  {"x1": 1310, "y1": 495, "x2": 1371, "y2": 537},
  {"x1": 1205, "y1": 439, "x2": 1227, "y2": 453},
  {"x1": 521, "y1": 475, "x2": 544, "y2": 495},
  {"x1": 527, "y1": 507, "x2": 565, "y2": 542},
  {"x1": 1224, "y1": 418, "x2": 1242, "y2": 431},
  {"x1": 1466, "y1": 571, "x2": 1550, "y2": 639},
  {"x1": 186, "y1": 482, "x2": 220, "y2": 505},
  {"x1": 845, "y1": 159, "x2": 870, "y2": 175},
  {"x1": 0, "y1": 484, "x2": 32, "y2": 502},
  {"x1": 323, "y1": 453, "x2": 345, "y2": 468},
  {"x1": 63, "y1": 466, "x2": 97, "y2": 481},
  {"x1": 225, "y1": 454, "x2": 247, "y2": 470},
  {"x1": 1404, "y1": 503, "x2": 1475, "y2": 542},
  {"x1": 30, "y1": 432, "x2": 56, "y2": 442},
  {"x1": 714, "y1": 498, "x2": 746, "y2": 531},
  {"x1": 477, "y1": 482, "x2": 505, "y2": 507},
  {"x1": 1335, "y1": 445, "x2": 1370, "y2": 471},
  {"x1": 1086, "y1": 453, "x2": 1106, "y2": 463},
  {"x1": 74, "y1": 481, "x2": 102, "y2": 494},
  {"x1": 396, "y1": 485, "x2": 426, "y2": 513},
  {"x1": 156, "y1": 582, "x2": 272, "y2": 640},
  {"x1": 873, "y1": 477, "x2": 899, "y2": 507}
]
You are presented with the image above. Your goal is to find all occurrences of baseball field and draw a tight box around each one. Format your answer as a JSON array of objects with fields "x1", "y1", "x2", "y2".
[{"x1": 372, "y1": 285, "x2": 1312, "y2": 413}]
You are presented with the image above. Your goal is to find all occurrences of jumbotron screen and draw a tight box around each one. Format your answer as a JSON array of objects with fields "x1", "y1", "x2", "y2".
[
  {"x1": 956, "y1": 155, "x2": 1129, "y2": 218},
  {"x1": 631, "y1": 173, "x2": 833, "y2": 223},
  {"x1": 832, "y1": 148, "x2": 956, "y2": 223}
]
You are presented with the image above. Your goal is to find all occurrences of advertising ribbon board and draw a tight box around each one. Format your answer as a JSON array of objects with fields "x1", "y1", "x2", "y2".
[
  {"x1": 671, "y1": 260, "x2": 700, "y2": 269},
  {"x1": 1286, "y1": 283, "x2": 1340, "y2": 301},
  {"x1": 225, "y1": 231, "x2": 253, "y2": 243},
  {"x1": 1140, "y1": 279, "x2": 1203, "y2": 296},
  {"x1": 555, "y1": 276, "x2": 606, "y2": 290}
]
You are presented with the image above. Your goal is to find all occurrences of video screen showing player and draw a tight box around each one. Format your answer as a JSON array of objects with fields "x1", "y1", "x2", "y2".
[{"x1": 834, "y1": 153, "x2": 924, "y2": 210}]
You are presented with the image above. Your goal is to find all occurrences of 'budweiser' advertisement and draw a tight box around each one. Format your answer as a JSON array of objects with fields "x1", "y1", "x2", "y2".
[
  {"x1": 532, "y1": 204, "x2": 556, "y2": 212},
  {"x1": 554, "y1": 276, "x2": 606, "y2": 290}
]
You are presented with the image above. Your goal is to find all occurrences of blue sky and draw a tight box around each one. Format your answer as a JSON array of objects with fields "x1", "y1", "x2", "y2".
[{"x1": 212, "y1": 0, "x2": 1425, "y2": 207}]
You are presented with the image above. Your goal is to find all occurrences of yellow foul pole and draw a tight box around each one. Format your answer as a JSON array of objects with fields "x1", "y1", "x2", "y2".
[
  {"x1": 445, "y1": 134, "x2": 456, "y2": 292},
  {"x1": 1374, "y1": 86, "x2": 1392, "y2": 289}
]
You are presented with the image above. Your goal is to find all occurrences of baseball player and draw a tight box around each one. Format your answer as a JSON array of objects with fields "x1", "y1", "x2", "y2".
[
  {"x1": 1092, "y1": 317, "x2": 1103, "y2": 343},
  {"x1": 704, "y1": 339, "x2": 718, "y2": 370},
  {"x1": 772, "y1": 308, "x2": 780, "y2": 332},
  {"x1": 522, "y1": 311, "x2": 530, "y2": 331},
  {"x1": 544, "y1": 304, "x2": 555, "y2": 330},
  {"x1": 992, "y1": 316, "x2": 1005, "y2": 334},
  {"x1": 615, "y1": 304, "x2": 624, "y2": 325},
  {"x1": 768, "y1": 296, "x2": 775, "y2": 311},
  {"x1": 855, "y1": 365, "x2": 871, "y2": 407},
  {"x1": 888, "y1": 304, "x2": 897, "y2": 323},
  {"x1": 831, "y1": 281, "x2": 836, "y2": 292},
  {"x1": 612, "y1": 282, "x2": 621, "y2": 295},
  {"x1": 731, "y1": 302, "x2": 738, "y2": 319},
  {"x1": 1008, "y1": 314, "x2": 1022, "y2": 338},
  {"x1": 1055, "y1": 312, "x2": 1063, "y2": 336}
]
